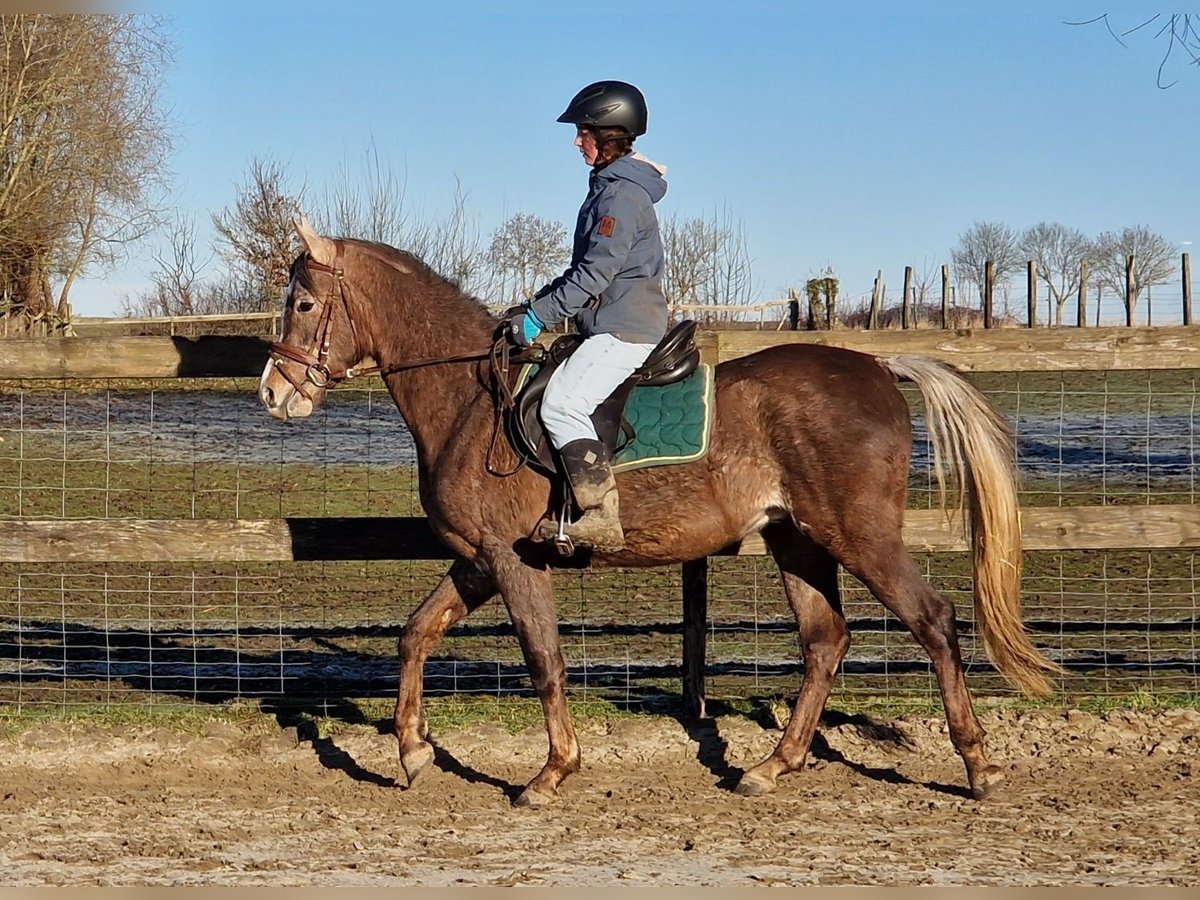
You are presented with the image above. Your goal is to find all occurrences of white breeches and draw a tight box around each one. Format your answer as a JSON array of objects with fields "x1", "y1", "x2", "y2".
[{"x1": 540, "y1": 333, "x2": 658, "y2": 448}]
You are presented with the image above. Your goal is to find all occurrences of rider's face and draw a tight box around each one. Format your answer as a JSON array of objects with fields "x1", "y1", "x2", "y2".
[{"x1": 574, "y1": 127, "x2": 599, "y2": 166}]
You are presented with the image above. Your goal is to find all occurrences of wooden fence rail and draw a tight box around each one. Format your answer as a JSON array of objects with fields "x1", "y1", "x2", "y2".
[
  {"x1": 6, "y1": 506, "x2": 1200, "y2": 564},
  {"x1": 2, "y1": 326, "x2": 1198, "y2": 714},
  {"x1": 5, "y1": 505, "x2": 1200, "y2": 717},
  {"x1": 2, "y1": 325, "x2": 1199, "y2": 379}
]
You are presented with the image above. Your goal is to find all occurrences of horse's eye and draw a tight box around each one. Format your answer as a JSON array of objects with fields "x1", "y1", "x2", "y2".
[{"x1": 297, "y1": 299, "x2": 315, "y2": 313}]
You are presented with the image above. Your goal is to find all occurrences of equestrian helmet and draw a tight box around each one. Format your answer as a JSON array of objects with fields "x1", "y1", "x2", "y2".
[{"x1": 557, "y1": 80, "x2": 647, "y2": 137}]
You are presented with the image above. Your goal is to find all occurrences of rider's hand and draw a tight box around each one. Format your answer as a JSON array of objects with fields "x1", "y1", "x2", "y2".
[{"x1": 506, "y1": 307, "x2": 544, "y2": 347}]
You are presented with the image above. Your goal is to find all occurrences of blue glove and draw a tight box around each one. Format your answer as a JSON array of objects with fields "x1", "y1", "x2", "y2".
[{"x1": 507, "y1": 306, "x2": 544, "y2": 347}]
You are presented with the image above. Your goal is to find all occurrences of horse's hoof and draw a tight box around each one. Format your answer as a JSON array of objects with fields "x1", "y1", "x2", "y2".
[
  {"x1": 400, "y1": 741, "x2": 435, "y2": 788},
  {"x1": 734, "y1": 772, "x2": 776, "y2": 797},
  {"x1": 970, "y1": 765, "x2": 1005, "y2": 800},
  {"x1": 513, "y1": 786, "x2": 557, "y2": 808}
]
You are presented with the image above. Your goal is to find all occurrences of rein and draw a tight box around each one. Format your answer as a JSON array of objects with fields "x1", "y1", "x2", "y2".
[{"x1": 267, "y1": 239, "x2": 543, "y2": 476}]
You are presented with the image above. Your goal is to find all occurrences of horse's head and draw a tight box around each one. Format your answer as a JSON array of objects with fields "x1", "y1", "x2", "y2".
[{"x1": 259, "y1": 216, "x2": 375, "y2": 420}]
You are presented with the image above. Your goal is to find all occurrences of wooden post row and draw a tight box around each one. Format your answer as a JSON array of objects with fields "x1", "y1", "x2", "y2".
[
  {"x1": 868, "y1": 270, "x2": 883, "y2": 330},
  {"x1": 983, "y1": 260, "x2": 994, "y2": 328},
  {"x1": 902, "y1": 265, "x2": 913, "y2": 329},
  {"x1": 1077, "y1": 259, "x2": 1088, "y2": 328},
  {"x1": 1125, "y1": 255, "x2": 1135, "y2": 327},
  {"x1": 1184, "y1": 252, "x2": 1192, "y2": 327},
  {"x1": 1027, "y1": 260, "x2": 1037, "y2": 328},
  {"x1": 941, "y1": 264, "x2": 951, "y2": 329}
]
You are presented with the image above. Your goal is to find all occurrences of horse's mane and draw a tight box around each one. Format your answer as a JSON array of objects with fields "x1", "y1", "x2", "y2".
[
  {"x1": 289, "y1": 237, "x2": 501, "y2": 325},
  {"x1": 342, "y1": 238, "x2": 501, "y2": 323}
]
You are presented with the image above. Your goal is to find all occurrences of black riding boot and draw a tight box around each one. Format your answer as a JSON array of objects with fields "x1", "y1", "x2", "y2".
[{"x1": 540, "y1": 438, "x2": 625, "y2": 552}]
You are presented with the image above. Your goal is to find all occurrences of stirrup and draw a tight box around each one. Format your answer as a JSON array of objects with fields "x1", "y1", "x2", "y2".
[{"x1": 551, "y1": 495, "x2": 575, "y2": 557}]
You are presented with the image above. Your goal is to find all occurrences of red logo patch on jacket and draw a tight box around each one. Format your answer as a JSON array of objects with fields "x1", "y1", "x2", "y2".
[{"x1": 596, "y1": 215, "x2": 616, "y2": 237}]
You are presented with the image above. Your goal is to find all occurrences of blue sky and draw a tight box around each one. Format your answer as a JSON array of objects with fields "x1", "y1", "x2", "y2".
[{"x1": 73, "y1": 6, "x2": 1195, "y2": 320}]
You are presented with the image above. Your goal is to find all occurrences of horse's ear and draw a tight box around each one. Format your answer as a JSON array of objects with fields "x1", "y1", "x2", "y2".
[{"x1": 294, "y1": 214, "x2": 336, "y2": 267}]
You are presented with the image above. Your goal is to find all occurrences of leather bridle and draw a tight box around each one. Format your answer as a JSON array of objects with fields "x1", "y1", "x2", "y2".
[
  {"x1": 267, "y1": 240, "x2": 502, "y2": 398},
  {"x1": 266, "y1": 239, "x2": 543, "y2": 476}
]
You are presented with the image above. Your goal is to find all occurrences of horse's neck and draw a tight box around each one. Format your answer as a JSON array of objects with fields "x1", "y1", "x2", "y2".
[{"x1": 371, "y1": 292, "x2": 495, "y2": 466}]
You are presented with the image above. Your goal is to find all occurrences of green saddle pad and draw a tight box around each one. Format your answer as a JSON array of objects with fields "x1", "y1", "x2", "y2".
[
  {"x1": 513, "y1": 360, "x2": 716, "y2": 473},
  {"x1": 611, "y1": 363, "x2": 715, "y2": 473}
]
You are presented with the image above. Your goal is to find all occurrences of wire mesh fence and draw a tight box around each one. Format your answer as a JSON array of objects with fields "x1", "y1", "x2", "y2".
[{"x1": 1, "y1": 370, "x2": 1197, "y2": 717}]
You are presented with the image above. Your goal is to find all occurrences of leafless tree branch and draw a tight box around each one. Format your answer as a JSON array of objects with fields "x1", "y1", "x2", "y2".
[
  {"x1": 0, "y1": 14, "x2": 172, "y2": 332},
  {"x1": 1066, "y1": 13, "x2": 1200, "y2": 88}
]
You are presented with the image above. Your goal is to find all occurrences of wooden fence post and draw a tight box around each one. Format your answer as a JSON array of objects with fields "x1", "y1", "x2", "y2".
[
  {"x1": 983, "y1": 260, "x2": 994, "y2": 328},
  {"x1": 1027, "y1": 260, "x2": 1037, "y2": 327},
  {"x1": 1077, "y1": 259, "x2": 1088, "y2": 327},
  {"x1": 941, "y1": 265, "x2": 951, "y2": 329},
  {"x1": 1183, "y1": 253, "x2": 1192, "y2": 326},
  {"x1": 1125, "y1": 254, "x2": 1136, "y2": 326},
  {"x1": 868, "y1": 270, "x2": 883, "y2": 330},
  {"x1": 681, "y1": 558, "x2": 708, "y2": 719},
  {"x1": 902, "y1": 265, "x2": 913, "y2": 329}
]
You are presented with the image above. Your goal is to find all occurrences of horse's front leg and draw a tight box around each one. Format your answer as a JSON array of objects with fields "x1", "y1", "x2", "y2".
[
  {"x1": 395, "y1": 557, "x2": 495, "y2": 787},
  {"x1": 487, "y1": 548, "x2": 580, "y2": 808}
]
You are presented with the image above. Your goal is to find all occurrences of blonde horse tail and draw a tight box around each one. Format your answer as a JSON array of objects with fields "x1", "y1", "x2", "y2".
[{"x1": 881, "y1": 355, "x2": 1063, "y2": 698}]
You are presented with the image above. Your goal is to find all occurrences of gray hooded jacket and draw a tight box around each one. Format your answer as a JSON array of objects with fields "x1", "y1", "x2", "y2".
[{"x1": 528, "y1": 153, "x2": 668, "y2": 344}]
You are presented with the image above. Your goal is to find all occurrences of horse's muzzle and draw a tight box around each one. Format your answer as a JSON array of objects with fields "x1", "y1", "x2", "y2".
[{"x1": 259, "y1": 359, "x2": 315, "y2": 420}]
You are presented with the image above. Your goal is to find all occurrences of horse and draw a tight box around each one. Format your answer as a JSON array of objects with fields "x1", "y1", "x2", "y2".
[{"x1": 258, "y1": 217, "x2": 1061, "y2": 808}]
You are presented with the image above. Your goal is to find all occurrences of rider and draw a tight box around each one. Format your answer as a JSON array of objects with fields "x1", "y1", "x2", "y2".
[{"x1": 506, "y1": 80, "x2": 668, "y2": 552}]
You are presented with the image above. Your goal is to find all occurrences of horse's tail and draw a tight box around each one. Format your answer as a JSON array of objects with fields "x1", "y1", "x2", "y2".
[{"x1": 880, "y1": 355, "x2": 1062, "y2": 698}]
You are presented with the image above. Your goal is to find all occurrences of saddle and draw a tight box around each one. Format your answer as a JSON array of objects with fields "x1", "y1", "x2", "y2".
[{"x1": 506, "y1": 320, "x2": 701, "y2": 477}]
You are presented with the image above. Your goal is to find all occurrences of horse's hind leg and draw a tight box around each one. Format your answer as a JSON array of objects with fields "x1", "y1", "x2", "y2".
[
  {"x1": 737, "y1": 523, "x2": 849, "y2": 797},
  {"x1": 395, "y1": 558, "x2": 496, "y2": 787},
  {"x1": 843, "y1": 537, "x2": 1002, "y2": 799}
]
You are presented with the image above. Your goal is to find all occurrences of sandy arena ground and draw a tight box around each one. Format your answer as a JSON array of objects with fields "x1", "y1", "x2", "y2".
[{"x1": 0, "y1": 707, "x2": 1197, "y2": 886}]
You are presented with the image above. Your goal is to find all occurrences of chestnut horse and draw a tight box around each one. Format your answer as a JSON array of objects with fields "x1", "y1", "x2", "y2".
[{"x1": 259, "y1": 218, "x2": 1060, "y2": 807}]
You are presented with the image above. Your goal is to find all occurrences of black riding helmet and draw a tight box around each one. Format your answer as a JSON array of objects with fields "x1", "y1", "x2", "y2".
[{"x1": 557, "y1": 80, "x2": 647, "y2": 137}]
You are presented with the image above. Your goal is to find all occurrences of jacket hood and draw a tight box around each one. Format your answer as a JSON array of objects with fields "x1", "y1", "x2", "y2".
[{"x1": 596, "y1": 152, "x2": 668, "y2": 203}]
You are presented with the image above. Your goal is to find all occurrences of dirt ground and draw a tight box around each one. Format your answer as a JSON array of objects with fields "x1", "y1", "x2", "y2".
[{"x1": 0, "y1": 706, "x2": 1196, "y2": 886}]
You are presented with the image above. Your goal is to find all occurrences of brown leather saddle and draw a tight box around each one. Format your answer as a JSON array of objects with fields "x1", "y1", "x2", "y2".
[{"x1": 506, "y1": 320, "x2": 701, "y2": 477}]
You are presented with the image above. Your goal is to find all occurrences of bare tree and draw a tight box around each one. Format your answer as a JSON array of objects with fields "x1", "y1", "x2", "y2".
[
  {"x1": 661, "y1": 213, "x2": 718, "y2": 307},
  {"x1": 1092, "y1": 225, "x2": 1175, "y2": 325},
  {"x1": 1067, "y1": 14, "x2": 1200, "y2": 88},
  {"x1": 0, "y1": 14, "x2": 172, "y2": 333},
  {"x1": 485, "y1": 212, "x2": 570, "y2": 308},
  {"x1": 318, "y1": 147, "x2": 485, "y2": 295},
  {"x1": 703, "y1": 208, "x2": 753, "y2": 313},
  {"x1": 122, "y1": 214, "x2": 215, "y2": 316},
  {"x1": 319, "y1": 139, "x2": 409, "y2": 244},
  {"x1": 211, "y1": 157, "x2": 304, "y2": 313},
  {"x1": 1020, "y1": 221, "x2": 1092, "y2": 325},
  {"x1": 951, "y1": 221, "x2": 1022, "y2": 309},
  {"x1": 407, "y1": 180, "x2": 485, "y2": 296},
  {"x1": 661, "y1": 207, "x2": 754, "y2": 321},
  {"x1": 910, "y1": 255, "x2": 944, "y2": 313}
]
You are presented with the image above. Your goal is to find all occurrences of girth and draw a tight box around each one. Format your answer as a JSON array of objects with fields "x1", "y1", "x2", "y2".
[{"x1": 507, "y1": 320, "x2": 700, "y2": 476}]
